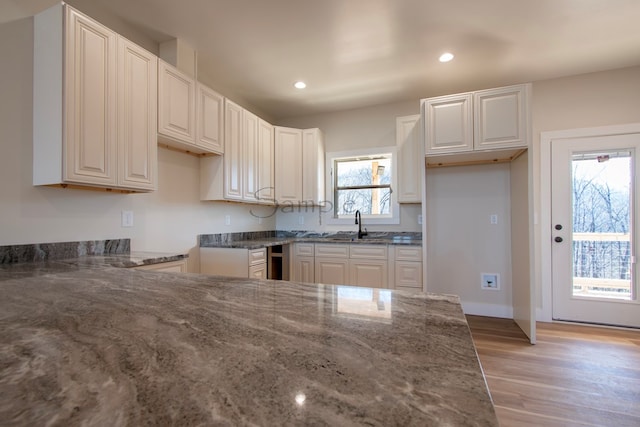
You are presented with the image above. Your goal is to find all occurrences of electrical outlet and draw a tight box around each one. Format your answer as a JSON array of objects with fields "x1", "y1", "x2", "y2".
[
  {"x1": 225, "y1": 215, "x2": 231, "y2": 226},
  {"x1": 418, "y1": 214, "x2": 422, "y2": 225},
  {"x1": 481, "y1": 273, "x2": 500, "y2": 290},
  {"x1": 490, "y1": 214, "x2": 498, "y2": 225},
  {"x1": 121, "y1": 211, "x2": 133, "y2": 227},
  {"x1": 298, "y1": 215, "x2": 304, "y2": 225}
]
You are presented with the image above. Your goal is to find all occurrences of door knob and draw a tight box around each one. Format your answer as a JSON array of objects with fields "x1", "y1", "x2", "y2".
[
  {"x1": 555, "y1": 236, "x2": 563, "y2": 243},
  {"x1": 555, "y1": 224, "x2": 563, "y2": 230}
]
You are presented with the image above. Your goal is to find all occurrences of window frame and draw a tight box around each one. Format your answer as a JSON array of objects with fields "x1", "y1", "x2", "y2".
[{"x1": 325, "y1": 147, "x2": 399, "y2": 226}]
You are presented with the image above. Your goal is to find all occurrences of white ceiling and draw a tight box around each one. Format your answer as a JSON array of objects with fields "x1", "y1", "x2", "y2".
[{"x1": 4, "y1": 0, "x2": 640, "y2": 120}]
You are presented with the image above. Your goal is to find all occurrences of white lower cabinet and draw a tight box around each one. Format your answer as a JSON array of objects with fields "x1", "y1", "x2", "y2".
[
  {"x1": 249, "y1": 263, "x2": 267, "y2": 280},
  {"x1": 292, "y1": 243, "x2": 315, "y2": 283},
  {"x1": 294, "y1": 257, "x2": 315, "y2": 283},
  {"x1": 349, "y1": 260, "x2": 387, "y2": 288},
  {"x1": 314, "y1": 243, "x2": 350, "y2": 284},
  {"x1": 315, "y1": 258, "x2": 350, "y2": 285},
  {"x1": 349, "y1": 245, "x2": 388, "y2": 288},
  {"x1": 392, "y1": 246, "x2": 423, "y2": 292},
  {"x1": 306, "y1": 243, "x2": 394, "y2": 288},
  {"x1": 206, "y1": 242, "x2": 423, "y2": 289},
  {"x1": 200, "y1": 247, "x2": 266, "y2": 279}
]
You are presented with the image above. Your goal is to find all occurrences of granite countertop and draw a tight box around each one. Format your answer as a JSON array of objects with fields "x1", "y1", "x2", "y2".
[
  {"x1": 0, "y1": 262, "x2": 497, "y2": 426},
  {"x1": 200, "y1": 234, "x2": 422, "y2": 250},
  {"x1": 62, "y1": 251, "x2": 189, "y2": 268}
]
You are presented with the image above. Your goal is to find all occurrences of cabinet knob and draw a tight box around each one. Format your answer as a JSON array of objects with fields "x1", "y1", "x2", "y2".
[
  {"x1": 555, "y1": 224, "x2": 563, "y2": 230},
  {"x1": 554, "y1": 236, "x2": 563, "y2": 243}
]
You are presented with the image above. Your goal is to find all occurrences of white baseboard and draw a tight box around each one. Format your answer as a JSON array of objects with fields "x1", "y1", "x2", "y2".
[{"x1": 460, "y1": 301, "x2": 513, "y2": 319}]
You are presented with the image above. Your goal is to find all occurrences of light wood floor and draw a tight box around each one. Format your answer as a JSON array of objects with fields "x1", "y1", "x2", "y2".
[{"x1": 466, "y1": 315, "x2": 640, "y2": 427}]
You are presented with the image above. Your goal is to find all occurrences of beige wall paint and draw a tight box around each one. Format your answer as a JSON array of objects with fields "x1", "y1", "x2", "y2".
[
  {"x1": 275, "y1": 100, "x2": 423, "y2": 233},
  {"x1": 531, "y1": 65, "x2": 640, "y2": 320},
  {"x1": 0, "y1": 17, "x2": 275, "y2": 272}
]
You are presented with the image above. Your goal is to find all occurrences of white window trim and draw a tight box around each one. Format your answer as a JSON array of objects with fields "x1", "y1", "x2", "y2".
[{"x1": 325, "y1": 147, "x2": 400, "y2": 226}]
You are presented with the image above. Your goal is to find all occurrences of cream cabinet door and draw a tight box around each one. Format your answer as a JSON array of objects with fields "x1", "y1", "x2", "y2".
[
  {"x1": 224, "y1": 99, "x2": 243, "y2": 200},
  {"x1": 243, "y1": 109, "x2": 260, "y2": 202},
  {"x1": 249, "y1": 263, "x2": 267, "y2": 279},
  {"x1": 294, "y1": 257, "x2": 315, "y2": 283},
  {"x1": 64, "y1": 6, "x2": 117, "y2": 186},
  {"x1": 197, "y1": 83, "x2": 224, "y2": 154},
  {"x1": 258, "y1": 119, "x2": 275, "y2": 203},
  {"x1": 117, "y1": 37, "x2": 157, "y2": 190},
  {"x1": 474, "y1": 85, "x2": 529, "y2": 151},
  {"x1": 349, "y1": 259, "x2": 388, "y2": 288},
  {"x1": 396, "y1": 115, "x2": 422, "y2": 203},
  {"x1": 158, "y1": 60, "x2": 196, "y2": 145},
  {"x1": 302, "y1": 128, "x2": 325, "y2": 205},
  {"x1": 423, "y1": 93, "x2": 473, "y2": 155},
  {"x1": 394, "y1": 261, "x2": 423, "y2": 291},
  {"x1": 275, "y1": 127, "x2": 303, "y2": 203},
  {"x1": 315, "y1": 257, "x2": 349, "y2": 285}
]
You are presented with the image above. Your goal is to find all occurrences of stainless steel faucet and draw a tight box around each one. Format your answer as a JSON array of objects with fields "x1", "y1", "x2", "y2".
[{"x1": 355, "y1": 210, "x2": 368, "y2": 239}]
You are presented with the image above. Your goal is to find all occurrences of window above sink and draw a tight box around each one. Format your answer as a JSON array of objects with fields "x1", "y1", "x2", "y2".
[{"x1": 326, "y1": 147, "x2": 400, "y2": 226}]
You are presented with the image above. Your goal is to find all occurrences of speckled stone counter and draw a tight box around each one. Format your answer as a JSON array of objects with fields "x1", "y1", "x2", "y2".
[
  {"x1": 0, "y1": 264, "x2": 497, "y2": 426},
  {"x1": 199, "y1": 231, "x2": 422, "y2": 249}
]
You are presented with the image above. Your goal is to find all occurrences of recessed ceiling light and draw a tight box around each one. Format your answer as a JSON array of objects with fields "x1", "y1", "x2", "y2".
[
  {"x1": 439, "y1": 52, "x2": 454, "y2": 63},
  {"x1": 294, "y1": 81, "x2": 307, "y2": 89}
]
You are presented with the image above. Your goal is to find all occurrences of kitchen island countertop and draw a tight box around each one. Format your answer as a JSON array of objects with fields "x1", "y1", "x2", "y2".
[{"x1": 0, "y1": 261, "x2": 497, "y2": 426}]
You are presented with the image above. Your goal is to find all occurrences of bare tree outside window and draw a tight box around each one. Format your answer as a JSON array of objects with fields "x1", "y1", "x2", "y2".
[
  {"x1": 571, "y1": 153, "x2": 632, "y2": 299},
  {"x1": 334, "y1": 156, "x2": 392, "y2": 216}
]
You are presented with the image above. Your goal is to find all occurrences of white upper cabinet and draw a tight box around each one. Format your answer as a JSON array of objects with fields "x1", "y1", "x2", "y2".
[
  {"x1": 196, "y1": 83, "x2": 224, "y2": 154},
  {"x1": 157, "y1": 60, "x2": 196, "y2": 147},
  {"x1": 274, "y1": 127, "x2": 325, "y2": 205},
  {"x1": 396, "y1": 115, "x2": 422, "y2": 203},
  {"x1": 158, "y1": 61, "x2": 225, "y2": 156},
  {"x1": 274, "y1": 127, "x2": 303, "y2": 203},
  {"x1": 423, "y1": 84, "x2": 530, "y2": 157},
  {"x1": 257, "y1": 119, "x2": 275, "y2": 204},
  {"x1": 242, "y1": 109, "x2": 259, "y2": 202},
  {"x1": 200, "y1": 100, "x2": 274, "y2": 204},
  {"x1": 117, "y1": 37, "x2": 157, "y2": 190},
  {"x1": 474, "y1": 85, "x2": 528, "y2": 150},
  {"x1": 302, "y1": 128, "x2": 325, "y2": 205},
  {"x1": 223, "y1": 99, "x2": 243, "y2": 200},
  {"x1": 64, "y1": 6, "x2": 118, "y2": 186},
  {"x1": 33, "y1": 3, "x2": 157, "y2": 192},
  {"x1": 423, "y1": 93, "x2": 473, "y2": 155}
]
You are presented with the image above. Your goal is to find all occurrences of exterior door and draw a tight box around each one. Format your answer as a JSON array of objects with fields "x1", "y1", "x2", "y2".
[{"x1": 551, "y1": 134, "x2": 640, "y2": 327}]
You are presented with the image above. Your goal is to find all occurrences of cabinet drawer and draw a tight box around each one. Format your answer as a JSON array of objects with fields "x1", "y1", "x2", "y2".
[
  {"x1": 249, "y1": 263, "x2": 267, "y2": 279},
  {"x1": 395, "y1": 261, "x2": 423, "y2": 290},
  {"x1": 249, "y1": 248, "x2": 267, "y2": 266},
  {"x1": 395, "y1": 246, "x2": 422, "y2": 262},
  {"x1": 315, "y1": 244, "x2": 349, "y2": 258},
  {"x1": 294, "y1": 243, "x2": 315, "y2": 257},
  {"x1": 350, "y1": 245, "x2": 387, "y2": 260}
]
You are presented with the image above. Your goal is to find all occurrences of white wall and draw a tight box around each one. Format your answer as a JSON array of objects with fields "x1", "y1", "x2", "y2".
[
  {"x1": 0, "y1": 17, "x2": 275, "y2": 272},
  {"x1": 531, "y1": 65, "x2": 640, "y2": 320},
  {"x1": 426, "y1": 164, "x2": 513, "y2": 317},
  {"x1": 275, "y1": 100, "x2": 423, "y2": 233}
]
